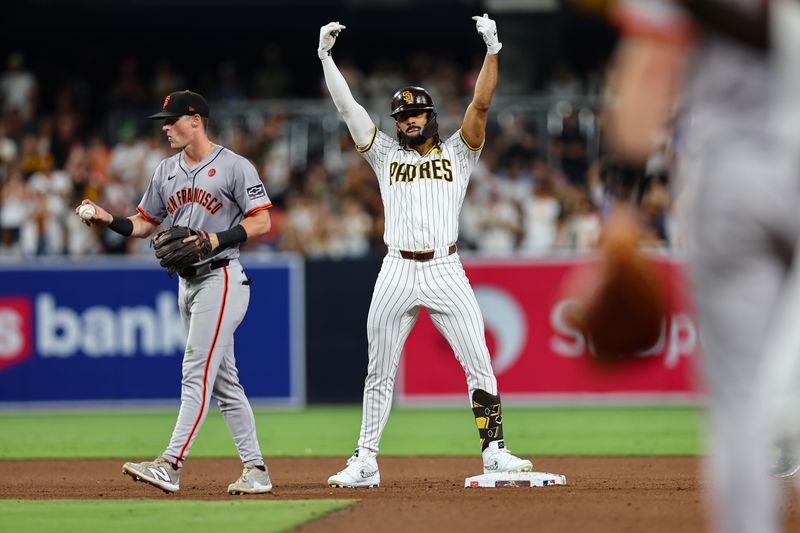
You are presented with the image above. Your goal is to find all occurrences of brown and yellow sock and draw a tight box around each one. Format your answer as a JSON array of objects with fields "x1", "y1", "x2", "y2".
[{"x1": 472, "y1": 389, "x2": 504, "y2": 452}]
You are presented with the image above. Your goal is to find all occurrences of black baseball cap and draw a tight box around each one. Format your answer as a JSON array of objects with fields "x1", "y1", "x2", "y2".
[{"x1": 148, "y1": 90, "x2": 210, "y2": 120}]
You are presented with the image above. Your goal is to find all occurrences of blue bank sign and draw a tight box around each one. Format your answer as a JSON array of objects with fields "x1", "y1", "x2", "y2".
[{"x1": 0, "y1": 256, "x2": 304, "y2": 405}]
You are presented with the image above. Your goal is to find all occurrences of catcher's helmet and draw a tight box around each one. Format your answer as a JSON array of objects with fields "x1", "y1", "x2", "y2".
[{"x1": 391, "y1": 86, "x2": 439, "y2": 143}]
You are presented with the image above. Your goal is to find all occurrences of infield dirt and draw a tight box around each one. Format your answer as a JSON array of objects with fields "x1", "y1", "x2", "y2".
[{"x1": 2, "y1": 457, "x2": 798, "y2": 532}]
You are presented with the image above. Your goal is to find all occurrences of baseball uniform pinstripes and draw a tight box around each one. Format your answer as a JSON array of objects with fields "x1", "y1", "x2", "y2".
[
  {"x1": 357, "y1": 254, "x2": 498, "y2": 453},
  {"x1": 355, "y1": 124, "x2": 497, "y2": 456},
  {"x1": 360, "y1": 128, "x2": 480, "y2": 251}
]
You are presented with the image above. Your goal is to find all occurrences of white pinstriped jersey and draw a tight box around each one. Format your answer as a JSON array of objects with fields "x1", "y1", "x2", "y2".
[{"x1": 359, "y1": 128, "x2": 482, "y2": 251}]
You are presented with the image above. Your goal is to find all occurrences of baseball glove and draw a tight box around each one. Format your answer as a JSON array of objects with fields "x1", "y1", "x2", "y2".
[
  {"x1": 152, "y1": 226, "x2": 213, "y2": 276},
  {"x1": 566, "y1": 207, "x2": 668, "y2": 363}
]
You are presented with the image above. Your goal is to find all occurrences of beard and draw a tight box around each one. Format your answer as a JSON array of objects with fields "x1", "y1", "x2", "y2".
[{"x1": 400, "y1": 130, "x2": 427, "y2": 147}]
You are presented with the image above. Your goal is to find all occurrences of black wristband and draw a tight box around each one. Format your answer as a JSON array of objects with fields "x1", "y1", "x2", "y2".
[
  {"x1": 216, "y1": 224, "x2": 248, "y2": 250},
  {"x1": 108, "y1": 215, "x2": 133, "y2": 237}
]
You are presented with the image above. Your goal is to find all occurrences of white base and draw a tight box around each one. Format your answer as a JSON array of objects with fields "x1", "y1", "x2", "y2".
[{"x1": 464, "y1": 471, "x2": 566, "y2": 488}]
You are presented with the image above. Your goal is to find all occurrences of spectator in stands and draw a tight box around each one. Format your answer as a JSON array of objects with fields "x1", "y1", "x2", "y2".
[
  {"x1": 338, "y1": 197, "x2": 373, "y2": 257},
  {"x1": 519, "y1": 175, "x2": 561, "y2": 255},
  {"x1": 0, "y1": 168, "x2": 27, "y2": 256},
  {"x1": 0, "y1": 118, "x2": 18, "y2": 173},
  {"x1": 110, "y1": 57, "x2": 149, "y2": 109},
  {"x1": 551, "y1": 111, "x2": 589, "y2": 186},
  {"x1": 477, "y1": 188, "x2": 521, "y2": 255},
  {"x1": 0, "y1": 52, "x2": 37, "y2": 123},
  {"x1": 152, "y1": 60, "x2": 185, "y2": 101},
  {"x1": 559, "y1": 186, "x2": 601, "y2": 252},
  {"x1": 251, "y1": 45, "x2": 291, "y2": 99}
]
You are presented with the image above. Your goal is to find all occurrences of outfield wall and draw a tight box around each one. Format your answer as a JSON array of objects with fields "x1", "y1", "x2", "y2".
[
  {"x1": 0, "y1": 254, "x2": 700, "y2": 406},
  {"x1": 0, "y1": 255, "x2": 305, "y2": 406},
  {"x1": 399, "y1": 256, "x2": 701, "y2": 405}
]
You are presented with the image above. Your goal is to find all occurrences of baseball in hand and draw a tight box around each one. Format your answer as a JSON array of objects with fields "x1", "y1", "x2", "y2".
[{"x1": 78, "y1": 204, "x2": 96, "y2": 221}]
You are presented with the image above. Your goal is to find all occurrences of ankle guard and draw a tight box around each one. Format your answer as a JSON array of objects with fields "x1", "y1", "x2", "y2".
[{"x1": 472, "y1": 389, "x2": 504, "y2": 451}]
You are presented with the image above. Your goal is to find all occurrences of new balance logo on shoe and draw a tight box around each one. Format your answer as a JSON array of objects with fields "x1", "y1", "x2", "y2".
[
  {"x1": 148, "y1": 466, "x2": 171, "y2": 482},
  {"x1": 485, "y1": 461, "x2": 499, "y2": 471}
]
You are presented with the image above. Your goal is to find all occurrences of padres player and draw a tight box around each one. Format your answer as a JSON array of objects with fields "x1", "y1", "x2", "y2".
[
  {"x1": 611, "y1": 2, "x2": 800, "y2": 532},
  {"x1": 319, "y1": 15, "x2": 533, "y2": 488},
  {"x1": 75, "y1": 90, "x2": 273, "y2": 495}
]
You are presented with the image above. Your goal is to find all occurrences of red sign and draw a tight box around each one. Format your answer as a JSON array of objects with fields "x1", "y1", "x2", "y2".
[
  {"x1": 0, "y1": 297, "x2": 33, "y2": 372},
  {"x1": 399, "y1": 258, "x2": 701, "y2": 402}
]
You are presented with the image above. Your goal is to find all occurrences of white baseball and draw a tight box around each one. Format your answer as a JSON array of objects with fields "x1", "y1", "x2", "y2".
[{"x1": 78, "y1": 204, "x2": 96, "y2": 221}]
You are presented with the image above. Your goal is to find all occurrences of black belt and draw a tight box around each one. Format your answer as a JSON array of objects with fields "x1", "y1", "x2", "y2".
[
  {"x1": 179, "y1": 258, "x2": 230, "y2": 279},
  {"x1": 399, "y1": 244, "x2": 457, "y2": 262}
]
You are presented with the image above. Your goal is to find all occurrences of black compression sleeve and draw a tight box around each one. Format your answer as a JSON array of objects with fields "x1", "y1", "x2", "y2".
[
  {"x1": 216, "y1": 224, "x2": 248, "y2": 250},
  {"x1": 108, "y1": 215, "x2": 133, "y2": 237}
]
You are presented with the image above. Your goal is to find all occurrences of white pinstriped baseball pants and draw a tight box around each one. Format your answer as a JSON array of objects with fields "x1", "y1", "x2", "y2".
[{"x1": 357, "y1": 252, "x2": 498, "y2": 454}]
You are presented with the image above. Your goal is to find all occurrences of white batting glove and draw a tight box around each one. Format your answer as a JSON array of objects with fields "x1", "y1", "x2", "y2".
[
  {"x1": 472, "y1": 13, "x2": 502, "y2": 55},
  {"x1": 319, "y1": 21, "x2": 346, "y2": 60}
]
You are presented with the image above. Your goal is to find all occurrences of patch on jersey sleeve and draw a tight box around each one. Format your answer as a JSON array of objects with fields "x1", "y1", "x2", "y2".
[{"x1": 247, "y1": 184, "x2": 266, "y2": 200}]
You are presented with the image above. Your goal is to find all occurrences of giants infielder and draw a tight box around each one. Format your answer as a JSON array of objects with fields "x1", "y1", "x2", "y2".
[
  {"x1": 319, "y1": 15, "x2": 533, "y2": 488},
  {"x1": 75, "y1": 90, "x2": 273, "y2": 495},
  {"x1": 610, "y1": 2, "x2": 800, "y2": 532}
]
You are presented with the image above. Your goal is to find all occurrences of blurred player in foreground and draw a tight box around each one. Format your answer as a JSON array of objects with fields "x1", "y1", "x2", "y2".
[{"x1": 606, "y1": 1, "x2": 800, "y2": 531}]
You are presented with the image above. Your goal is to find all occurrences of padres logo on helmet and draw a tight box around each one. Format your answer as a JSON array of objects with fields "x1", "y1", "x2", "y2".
[{"x1": 390, "y1": 86, "x2": 435, "y2": 117}]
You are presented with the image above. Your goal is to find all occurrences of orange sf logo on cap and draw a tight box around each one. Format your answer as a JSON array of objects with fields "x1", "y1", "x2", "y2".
[
  {"x1": 162, "y1": 95, "x2": 171, "y2": 109},
  {"x1": 402, "y1": 91, "x2": 412, "y2": 104}
]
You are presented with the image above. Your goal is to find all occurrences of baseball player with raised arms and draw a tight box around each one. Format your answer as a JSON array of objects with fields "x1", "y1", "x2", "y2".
[
  {"x1": 75, "y1": 90, "x2": 273, "y2": 495},
  {"x1": 319, "y1": 15, "x2": 533, "y2": 488}
]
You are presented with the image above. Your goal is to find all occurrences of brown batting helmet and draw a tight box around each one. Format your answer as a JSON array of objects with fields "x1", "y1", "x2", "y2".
[
  {"x1": 390, "y1": 86, "x2": 435, "y2": 118},
  {"x1": 390, "y1": 86, "x2": 439, "y2": 144}
]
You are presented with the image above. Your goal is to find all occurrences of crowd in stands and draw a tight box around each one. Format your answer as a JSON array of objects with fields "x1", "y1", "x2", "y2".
[{"x1": 0, "y1": 50, "x2": 675, "y2": 260}]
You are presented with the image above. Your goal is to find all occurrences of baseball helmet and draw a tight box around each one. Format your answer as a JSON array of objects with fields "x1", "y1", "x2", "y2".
[
  {"x1": 390, "y1": 86, "x2": 439, "y2": 141},
  {"x1": 390, "y1": 86, "x2": 435, "y2": 117}
]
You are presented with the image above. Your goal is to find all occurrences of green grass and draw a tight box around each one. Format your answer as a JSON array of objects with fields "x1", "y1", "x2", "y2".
[
  {"x1": 0, "y1": 499, "x2": 354, "y2": 533},
  {"x1": 0, "y1": 405, "x2": 702, "y2": 459}
]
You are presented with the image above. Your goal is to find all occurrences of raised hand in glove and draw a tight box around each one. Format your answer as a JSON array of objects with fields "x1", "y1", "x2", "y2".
[
  {"x1": 319, "y1": 21, "x2": 346, "y2": 59},
  {"x1": 152, "y1": 226, "x2": 214, "y2": 276},
  {"x1": 472, "y1": 13, "x2": 502, "y2": 55}
]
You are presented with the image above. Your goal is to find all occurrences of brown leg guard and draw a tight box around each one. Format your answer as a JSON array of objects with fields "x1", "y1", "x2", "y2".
[{"x1": 472, "y1": 389, "x2": 504, "y2": 452}]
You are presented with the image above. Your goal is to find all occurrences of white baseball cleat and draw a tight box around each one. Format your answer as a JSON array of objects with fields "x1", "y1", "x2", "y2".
[
  {"x1": 228, "y1": 464, "x2": 273, "y2": 495},
  {"x1": 328, "y1": 449, "x2": 380, "y2": 488},
  {"x1": 482, "y1": 440, "x2": 533, "y2": 474},
  {"x1": 122, "y1": 456, "x2": 180, "y2": 494}
]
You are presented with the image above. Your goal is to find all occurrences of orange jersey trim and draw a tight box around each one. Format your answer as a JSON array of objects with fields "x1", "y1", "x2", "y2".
[
  {"x1": 177, "y1": 266, "x2": 229, "y2": 466},
  {"x1": 610, "y1": 5, "x2": 698, "y2": 47},
  {"x1": 136, "y1": 207, "x2": 161, "y2": 226},
  {"x1": 244, "y1": 203, "x2": 272, "y2": 218}
]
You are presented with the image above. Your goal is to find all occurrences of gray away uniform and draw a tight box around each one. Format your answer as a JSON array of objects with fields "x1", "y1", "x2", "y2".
[
  {"x1": 624, "y1": 2, "x2": 800, "y2": 533},
  {"x1": 137, "y1": 145, "x2": 272, "y2": 467}
]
